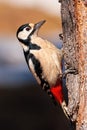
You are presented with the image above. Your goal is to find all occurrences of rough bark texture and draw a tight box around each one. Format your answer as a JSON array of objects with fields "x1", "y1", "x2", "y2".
[{"x1": 60, "y1": 0, "x2": 87, "y2": 129}]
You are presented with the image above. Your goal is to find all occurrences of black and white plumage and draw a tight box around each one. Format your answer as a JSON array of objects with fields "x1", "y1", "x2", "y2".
[
  {"x1": 17, "y1": 20, "x2": 62, "y2": 85},
  {"x1": 16, "y1": 20, "x2": 70, "y2": 119}
]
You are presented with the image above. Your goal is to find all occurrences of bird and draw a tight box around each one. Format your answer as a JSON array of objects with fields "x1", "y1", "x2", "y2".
[{"x1": 16, "y1": 20, "x2": 70, "y2": 119}]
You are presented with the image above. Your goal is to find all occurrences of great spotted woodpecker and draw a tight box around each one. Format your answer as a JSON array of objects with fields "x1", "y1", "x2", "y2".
[{"x1": 16, "y1": 20, "x2": 70, "y2": 119}]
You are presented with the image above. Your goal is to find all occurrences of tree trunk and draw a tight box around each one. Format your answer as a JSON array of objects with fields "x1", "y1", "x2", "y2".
[{"x1": 60, "y1": 0, "x2": 87, "y2": 130}]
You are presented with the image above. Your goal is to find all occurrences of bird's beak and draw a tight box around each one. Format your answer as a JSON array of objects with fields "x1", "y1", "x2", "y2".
[{"x1": 34, "y1": 20, "x2": 46, "y2": 31}]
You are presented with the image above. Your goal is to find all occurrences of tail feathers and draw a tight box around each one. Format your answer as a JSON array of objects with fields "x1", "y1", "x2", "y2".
[
  {"x1": 50, "y1": 81, "x2": 71, "y2": 119},
  {"x1": 61, "y1": 101, "x2": 71, "y2": 120}
]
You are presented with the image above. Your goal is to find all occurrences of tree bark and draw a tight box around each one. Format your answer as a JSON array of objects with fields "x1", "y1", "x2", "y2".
[{"x1": 60, "y1": 0, "x2": 87, "y2": 130}]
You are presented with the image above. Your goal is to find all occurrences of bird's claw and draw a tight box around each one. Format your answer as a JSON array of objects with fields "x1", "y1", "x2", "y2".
[{"x1": 62, "y1": 68, "x2": 78, "y2": 78}]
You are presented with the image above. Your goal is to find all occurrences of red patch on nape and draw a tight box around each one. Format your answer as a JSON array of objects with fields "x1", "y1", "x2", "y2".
[{"x1": 50, "y1": 82, "x2": 63, "y2": 104}]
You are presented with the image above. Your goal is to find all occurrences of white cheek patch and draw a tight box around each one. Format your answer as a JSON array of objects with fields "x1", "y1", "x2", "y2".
[
  {"x1": 18, "y1": 31, "x2": 28, "y2": 40},
  {"x1": 18, "y1": 27, "x2": 33, "y2": 40}
]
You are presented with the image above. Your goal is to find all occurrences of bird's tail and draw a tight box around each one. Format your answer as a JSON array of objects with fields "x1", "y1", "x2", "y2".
[
  {"x1": 50, "y1": 81, "x2": 70, "y2": 119},
  {"x1": 61, "y1": 100, "x2": 70, "y2": 119}
]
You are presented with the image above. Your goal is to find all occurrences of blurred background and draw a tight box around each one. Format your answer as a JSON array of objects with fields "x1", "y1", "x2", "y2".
[{"x1": 0, "y1": 0, "x2": 71, "y2": 130}]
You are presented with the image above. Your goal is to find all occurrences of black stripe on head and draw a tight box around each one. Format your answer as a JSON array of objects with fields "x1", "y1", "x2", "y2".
[
  {"x1": 16, "y1": 24, "x2": 30, "y2": 45},
  {"x1": 16, "y1": 23, "x2": 29, "y2": 37},
  {"x1": 29, "y1": 28, "x2": 36, "y2": 36}
]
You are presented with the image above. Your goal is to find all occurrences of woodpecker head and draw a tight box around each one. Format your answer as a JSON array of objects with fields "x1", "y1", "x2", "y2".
[{"x1": 16, "y1": 20, "x2": 46, "y2": 44}]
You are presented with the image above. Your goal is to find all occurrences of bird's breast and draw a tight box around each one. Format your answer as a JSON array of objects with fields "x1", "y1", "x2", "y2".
[{"x1": 29, "y1": 48, "x2": 62, "y2": 87}]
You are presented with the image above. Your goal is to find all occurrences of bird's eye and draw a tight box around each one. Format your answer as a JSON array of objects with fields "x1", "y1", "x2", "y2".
[{"x1": 26, "y1": 27, "x2": 30, "y2": 31}]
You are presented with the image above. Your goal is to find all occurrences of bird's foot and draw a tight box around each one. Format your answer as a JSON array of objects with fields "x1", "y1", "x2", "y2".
[
  {"x1": 62, "y1": 67, "x2": 78, "y2": 78},
  {"x1": 59, "y1": 33, "x2": 63, "y2": 40}
]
